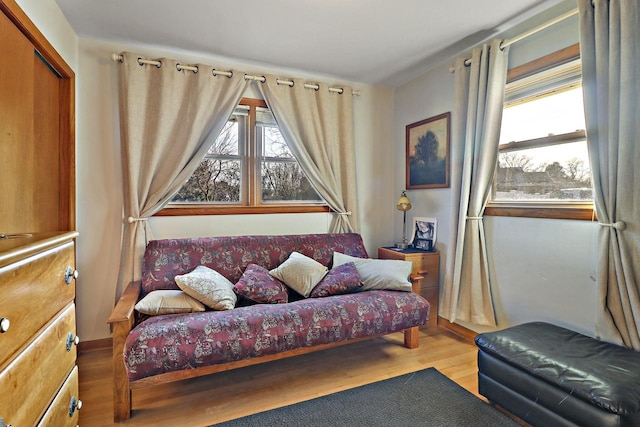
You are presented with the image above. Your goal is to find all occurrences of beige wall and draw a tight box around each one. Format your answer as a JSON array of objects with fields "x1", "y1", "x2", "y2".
[
  {"x1": 15, "y1": 0, "x2": 77, "y2": 69},
  {"x1": 393, "y1": 5, "x2": 598, "y2": 336},
  {"x1": 74, "y1": 39, "x2": 395, "y2": 340},
  {"x1": 20, "y1": 0, "x2": 596, "y2": 342},
  {"x1": 9, "y1": 1, "x2": 395, "y2": 341}
]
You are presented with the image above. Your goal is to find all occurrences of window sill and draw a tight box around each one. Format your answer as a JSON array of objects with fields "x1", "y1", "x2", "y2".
[
  {"x1": 155, "y1": 204, "x2": 331, "y2": 216},
  {"x1": 484, "y1": 203, "x2": 595, "y2": 220}
]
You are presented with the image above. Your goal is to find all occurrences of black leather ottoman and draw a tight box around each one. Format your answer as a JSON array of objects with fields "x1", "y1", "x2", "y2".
[{"x1": 475, "y1": 322, "x2": 640, "y2": 427}]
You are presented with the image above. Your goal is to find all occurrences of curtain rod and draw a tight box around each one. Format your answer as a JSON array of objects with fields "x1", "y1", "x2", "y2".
[
  {"x1": 110, "y1": 53, "x2": 361, "y2": 96},
  {"x1": 449, "y1": 7, "x2": 578, "y2": 73}
]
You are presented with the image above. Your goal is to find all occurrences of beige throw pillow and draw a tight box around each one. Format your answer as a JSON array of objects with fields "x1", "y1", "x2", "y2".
[
  {"x1": 135, "y1": 290, "x2": 206, "y2": 316},
  {"x1": 175, "y1": 265, "x2": 237, "y2": 310},
  {"x1": 333, "y1": 252, "x2": 413, "y2": 292},
  {"x1": 269, "y1": 252, "x2": 328, "y2": 297}
]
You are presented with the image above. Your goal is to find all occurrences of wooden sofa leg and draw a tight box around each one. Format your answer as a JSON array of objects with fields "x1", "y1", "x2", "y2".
[
  {"x1": 112, "y1": 323, "x2": 132, "y2": 421},
  {"x1": 404, "y1": 326, "x2": 419, "y2": 349},
  {"x1": 113, "y1": 383, "x2": 132, "y2": 422},
  {"x1": 107, "y1": 281, "x2": 140, "y2": 422}
]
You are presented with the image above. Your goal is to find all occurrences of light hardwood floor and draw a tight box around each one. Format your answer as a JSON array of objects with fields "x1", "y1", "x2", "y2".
[{"x1": 78, "y1": 327, "x2": 485, "y2": 426}]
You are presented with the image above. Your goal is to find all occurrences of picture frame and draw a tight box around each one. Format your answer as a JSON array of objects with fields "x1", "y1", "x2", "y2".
[
  {"x1": 405, "y1": 112, "x2": 451, "y2": 189},
  {"x1": 410, "y1": 217, "x2": 437, "y2": 251}
]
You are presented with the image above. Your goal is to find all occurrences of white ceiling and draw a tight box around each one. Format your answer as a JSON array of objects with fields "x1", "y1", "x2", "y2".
[{"x1": 54, "y1": 0, "x2": 566, "y2": 87}]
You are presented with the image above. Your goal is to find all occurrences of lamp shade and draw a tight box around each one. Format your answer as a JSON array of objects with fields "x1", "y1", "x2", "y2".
[{"x1": 396, "y1": 191, "x2": 411, "y2": 211}]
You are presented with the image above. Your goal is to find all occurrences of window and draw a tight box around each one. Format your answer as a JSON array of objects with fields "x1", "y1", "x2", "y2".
[
  {"x1": 162, "y1": 98, "x2": 326, "y2": 215},
  {"x1": 486, "y1": 44, "x2": 594, "y2": 220},
  {"x1": 258, "y1": 110, "x2": 321, "y2": 203},
  {"x1": 172, "y1": 117, "x2": 242, "y2": 203}
]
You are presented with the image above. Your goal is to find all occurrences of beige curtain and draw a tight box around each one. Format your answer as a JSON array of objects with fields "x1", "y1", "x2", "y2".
[
  {"x1": 442, "y1": 40, "x2": 509, "y2": 326},
  {"x1": 440, "y1": 56, "x2": 472, "y2": 324},
  {"x1": 579, "y1": 0, "x2": 640, "y2": 349},
  {"x1": 258, "y1": 76, "x2": 359, "y2": 232},
  {"x1": 116, "y1": 52, "x2": 248, "y2": 297}
]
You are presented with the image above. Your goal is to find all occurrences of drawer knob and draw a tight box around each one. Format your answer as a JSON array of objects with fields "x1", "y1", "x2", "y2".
[
  {"x1": 64, "y1": 266, "x2": 79, "y2": 284},
  {"x1": 68, "y1": 396, "x2": 82, "y2": 417},
  {"x1": 66, "y1": 332, "x2": 80, "y2": 351},
  {"x1": 0, "y1": 317, "x2": 9, "y2": 333},
  {"x1": 0, "y1": 417, "x2": 12, "y2": 427}
]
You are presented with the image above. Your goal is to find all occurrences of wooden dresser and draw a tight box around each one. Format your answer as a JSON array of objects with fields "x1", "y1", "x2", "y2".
[
  {"x1": 0, "y1": 232, "x2": 80, "y2": 426},
  {"x1": 1, "y1": 1, "x2": 78, "y2": 425},
  {"x1": 378, "y1": 247, "x2": 440, "y2": 328}
]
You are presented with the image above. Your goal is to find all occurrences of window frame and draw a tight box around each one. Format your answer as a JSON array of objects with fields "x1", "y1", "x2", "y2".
[
  {"x1": 485, "y1": 43, "x2": 595, "y2": 221},
  {"x1": 156, "y1": 97, "x2": 329, "y2": 217}
]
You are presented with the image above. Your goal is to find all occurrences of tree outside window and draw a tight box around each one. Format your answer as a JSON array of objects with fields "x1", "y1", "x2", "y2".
[
  {"x1": 170, "y1": 99, "x2": 323, "y2": 208},
  {"x1": 493, "y1": 85, "x2": 591, "y2": 202}
]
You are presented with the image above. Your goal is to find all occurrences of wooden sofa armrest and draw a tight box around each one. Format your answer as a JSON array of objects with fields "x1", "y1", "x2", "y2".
[
  {"x1": 107, "y1": 280, "x2": 141, "y2": 327},
  {"x1": 410, "y1": 274, "x2": 424, "y2": 294},
  {"x1": 107, "y1": 280, "x2": 140, "y2": 422}
]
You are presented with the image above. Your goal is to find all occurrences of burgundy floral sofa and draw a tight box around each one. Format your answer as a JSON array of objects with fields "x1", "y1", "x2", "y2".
[{"x1": 108, "y1": 233, "x2": 430, "y2": 422}]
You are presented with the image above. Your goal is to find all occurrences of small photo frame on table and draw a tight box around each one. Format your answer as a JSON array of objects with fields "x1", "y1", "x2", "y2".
[
  {"x1": 406, "y1": 112, "x2": 450, "y2": 189},
  {"x1": 410, "y1": 217, "x2": 437, "y2": 251}
]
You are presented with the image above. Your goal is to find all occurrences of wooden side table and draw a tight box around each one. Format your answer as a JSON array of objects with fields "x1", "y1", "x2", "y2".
[{"x1": 378, "y1": 247, "x2": 439, "y2": 328}]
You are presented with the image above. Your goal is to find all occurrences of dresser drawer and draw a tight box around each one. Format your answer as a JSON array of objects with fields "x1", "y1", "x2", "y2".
[
  {"x1": 0, "y1": 241, "x2": 76, "y2": 366},
  {"x1": 37, "y1": 365, "x2": 80, "y2": 427},
  {"x1": 411, "y1": 253, "x2": 439, "y2": 289},
  {"x1": 0, "y1": 304, "x2": 77, "y2": 426}
]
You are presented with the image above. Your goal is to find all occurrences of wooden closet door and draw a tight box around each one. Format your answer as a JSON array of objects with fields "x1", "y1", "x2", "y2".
[
  {"x1": 33, "y1": 53, "x2": 62, "y2": 231},
  {"x1": 0, "y1": 11, "x2": 62, "y2": 232},
  {"x1": 0, "y1": 10, "x2": 34, "y2": 232}
]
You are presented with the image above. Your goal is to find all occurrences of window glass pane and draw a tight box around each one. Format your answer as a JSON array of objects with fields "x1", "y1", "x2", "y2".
[
  {"x1": 261, "y1": 125, "x2": 294, "y2": 159},
  {"x1": 500, "y1": 87, "x2": 586, "y2": 144},
  {"x1": 261, "y1": 161, "x2": 321, "y2": 202},
  {"x1": 207, "y1": 119, "x2": 239, "y2": 156},
  {"x1": 169, "y1": 100, "x2": 326, "y2": 209},
  {"x1": 495, "y1": 141, "x2": 592, "y2": 201},
  {"x1": 173, "y1": 159, "x2": 241, "y2": 202}
]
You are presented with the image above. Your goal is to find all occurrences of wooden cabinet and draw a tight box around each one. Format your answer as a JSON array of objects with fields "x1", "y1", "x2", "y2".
[
  {"x1": 0, "y1": 233, "x2": 79, "y2": 426},
  {"x1": 0, "y1": 2, "x2": 78, "y2": 426},
  {"x1": 378, "y1": 247, "x2": 439, "y2": 328},
  {"x1": 38, "y1": 366, "x2": 81, "y2": 427}
]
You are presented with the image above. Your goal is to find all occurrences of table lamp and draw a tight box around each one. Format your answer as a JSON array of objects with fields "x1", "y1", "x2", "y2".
[{"x1": 396, "y1": 191, "x2": 412, "y2": 249}]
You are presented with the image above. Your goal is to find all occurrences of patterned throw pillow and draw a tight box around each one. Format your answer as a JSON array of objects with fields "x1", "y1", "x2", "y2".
[
  {"x1": 333, "y1": 252, "x2": 413, "y2": 292},
  {"x1": 269, "y1": 252, "x2": 328, "y2": 298},
  {"x1": 174, "y1": 265, "x2": 237, "y2": 310},
  {"x1": 234, "y1": 264, "x2": 289, "y2": 304},
  {"x1": 134, "y1": 290, "x2": 206, "y2": 316},
  {"x1": 310, "y1": 262, "x2": 362, "y2": 298}
]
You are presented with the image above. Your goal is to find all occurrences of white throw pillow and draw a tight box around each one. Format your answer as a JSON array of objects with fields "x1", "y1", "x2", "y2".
[
  {"x1": 175, "y1": 265, "x2": 237, "y2": 310},
  {"x1": 269, "y1": 252, "x2": 328, "y2": 297},
  {"x1": 135, "y1": 290, "x2": 206, "y2": 316},
  {"x1": 333, "y1": 252, "x2": 412, "y2": 292}
]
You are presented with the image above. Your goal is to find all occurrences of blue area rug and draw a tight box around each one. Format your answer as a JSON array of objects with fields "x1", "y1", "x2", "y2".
[{"x1": 215, "y1": 367, "x2": 519, "y2": 426}]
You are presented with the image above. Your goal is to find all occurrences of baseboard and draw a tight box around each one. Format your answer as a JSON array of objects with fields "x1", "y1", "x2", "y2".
[
  {"x1": 78, "y1": 337, "x2": 112, "y2": 354},
  {"x1": 438, "y1": 317, "x2": 478, "y2": 344}
]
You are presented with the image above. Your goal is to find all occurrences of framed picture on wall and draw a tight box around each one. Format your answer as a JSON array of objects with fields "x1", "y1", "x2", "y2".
[
  {"x1": 405, "y1": 112, "x2": 451, "y2": 189},
  {"x1": 410, "y1": 217, "x2": 437, "y2": 251}
]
